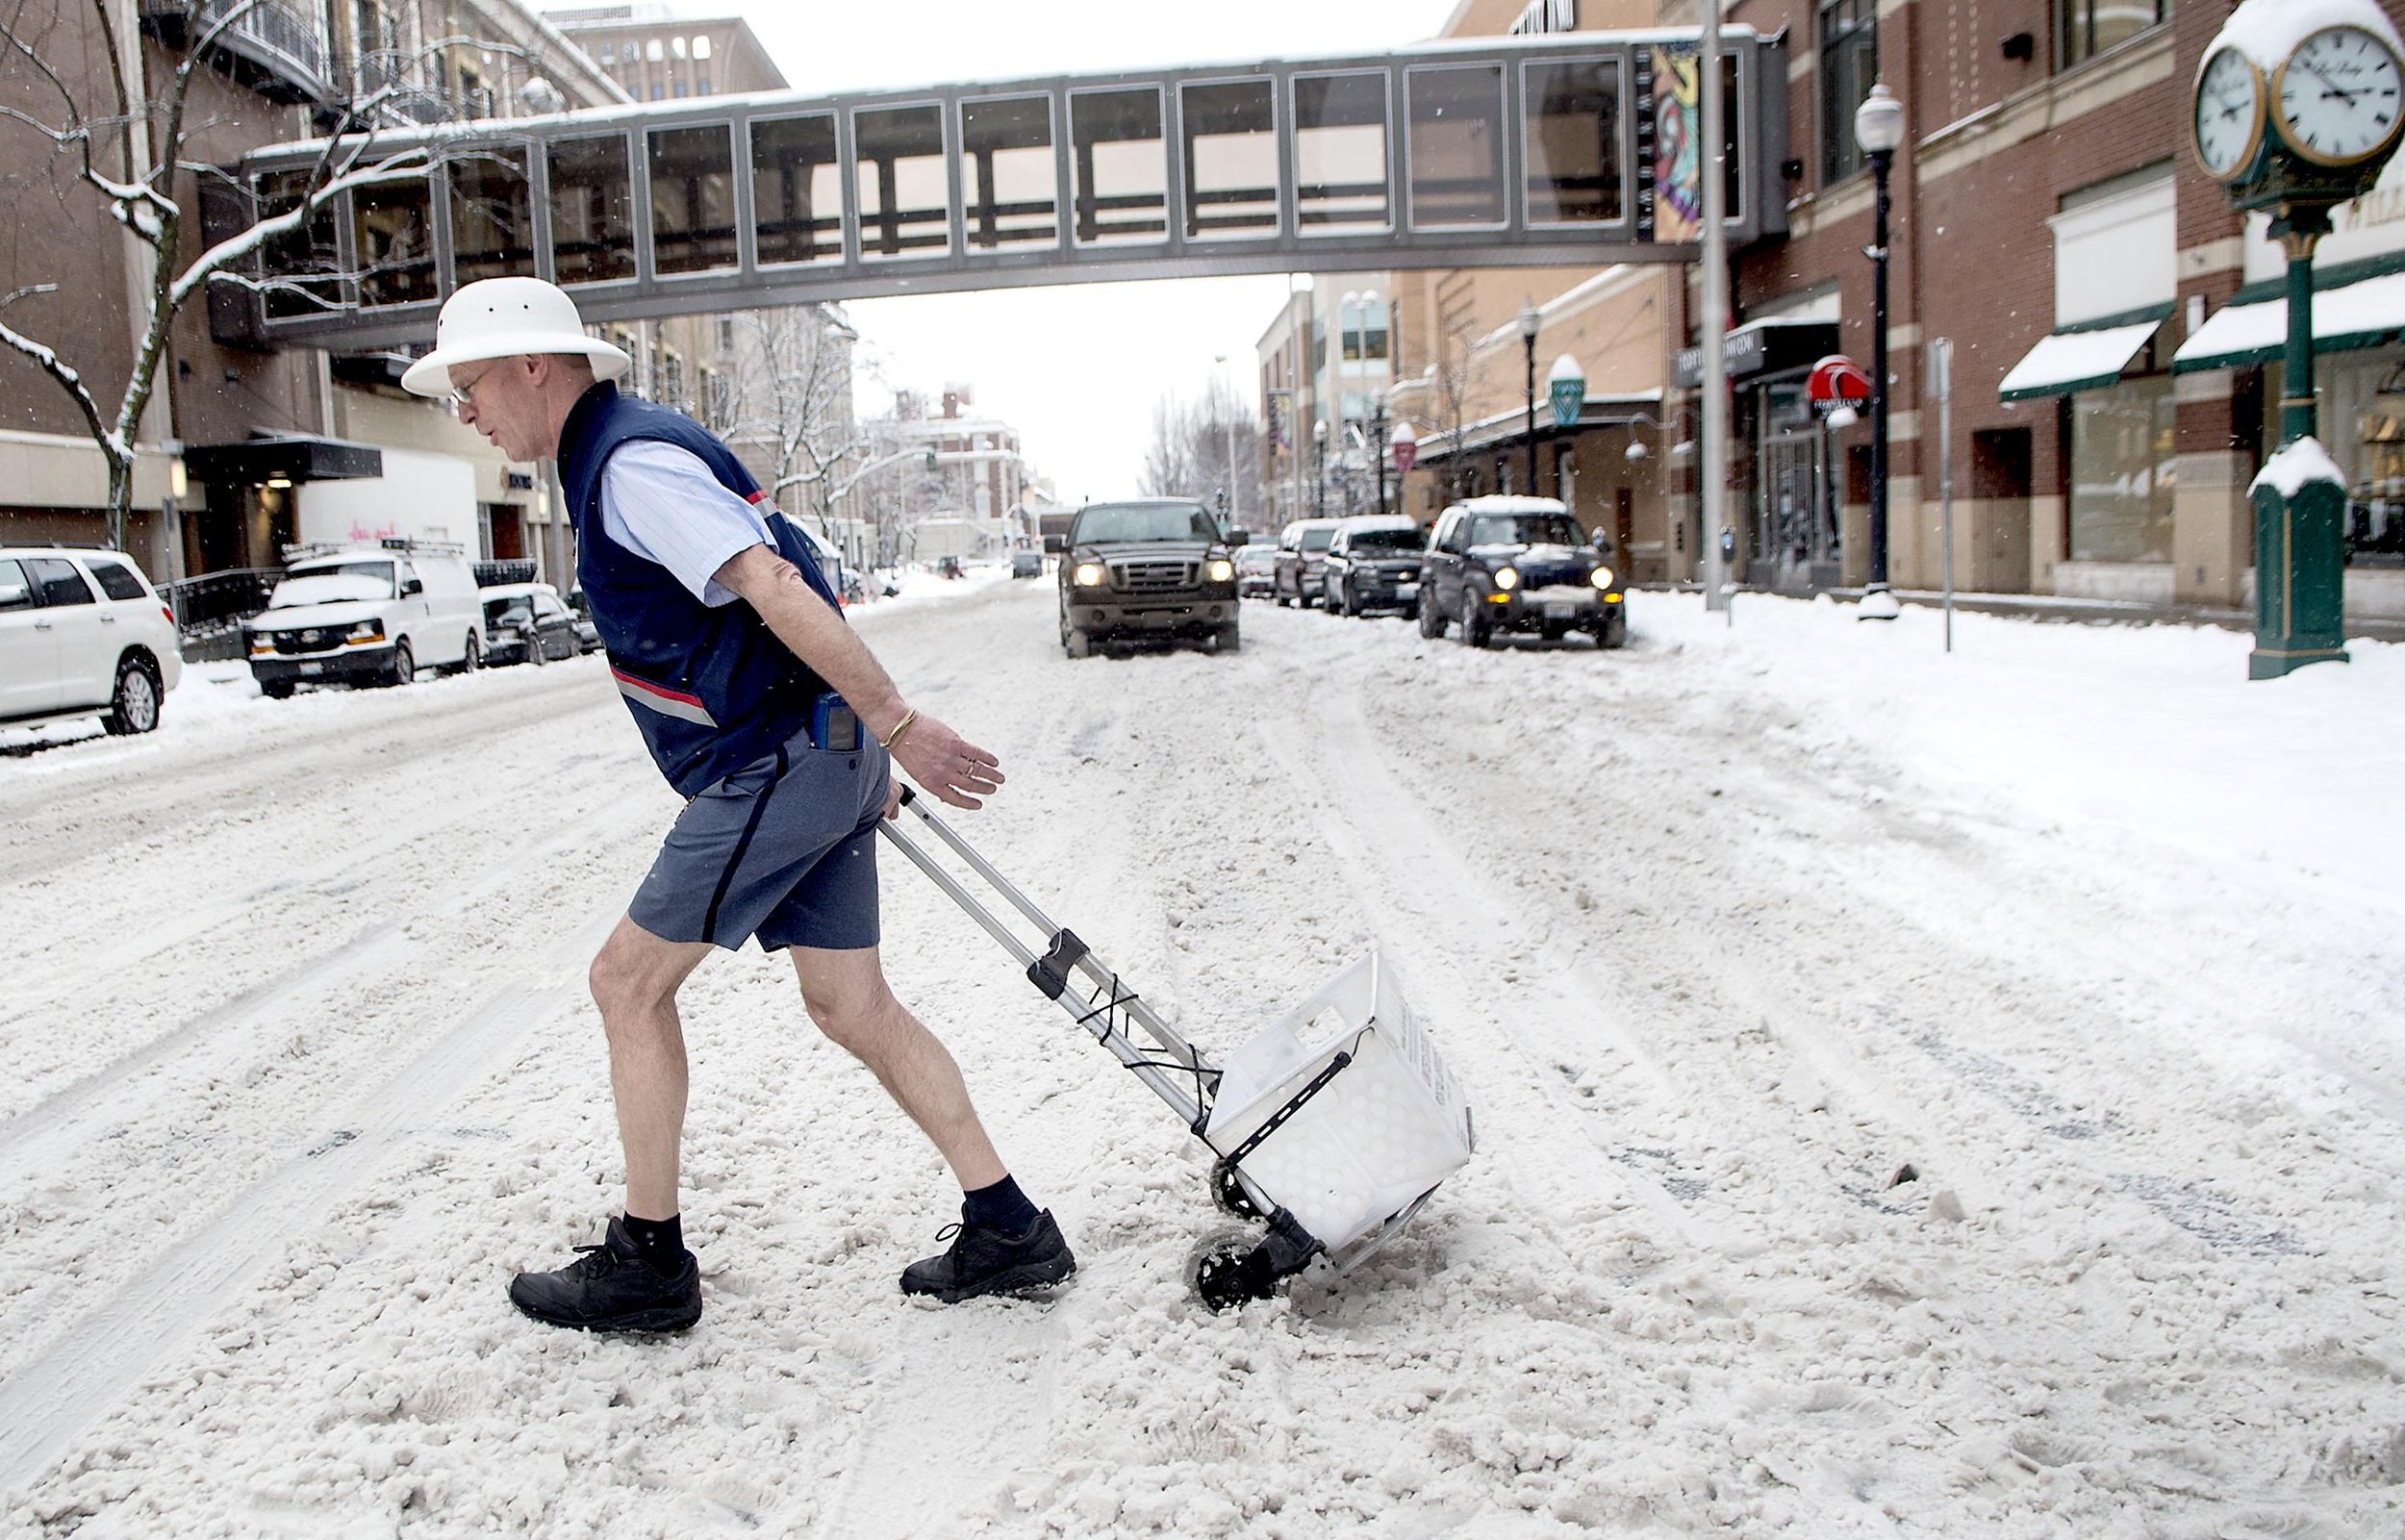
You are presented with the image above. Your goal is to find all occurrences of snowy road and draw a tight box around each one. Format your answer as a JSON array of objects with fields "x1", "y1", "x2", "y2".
[{"x1": 3, "y1": 579, "x2": 2401, "y2": 1537}]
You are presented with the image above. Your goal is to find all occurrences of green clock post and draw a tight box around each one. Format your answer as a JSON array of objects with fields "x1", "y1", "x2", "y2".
[{"x1": 2194, "y1": 3, "x2": 2405, "y2": 678}]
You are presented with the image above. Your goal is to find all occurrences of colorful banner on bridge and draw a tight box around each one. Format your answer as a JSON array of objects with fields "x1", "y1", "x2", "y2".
[{"x1": 1651, "y1": 46, "x2": 1703, "y2": 244}]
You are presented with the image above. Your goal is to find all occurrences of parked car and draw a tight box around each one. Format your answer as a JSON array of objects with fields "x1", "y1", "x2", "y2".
[
  {"x1": 0, "y1": 545, "x2": 182, "y2": 735},
  {"x1": 245, "y1": 540, "x2": 482, "y2": 697},
  {"x1": 480, "y1": 582, "x2": 583, "y2": 667},
  {"x1": 1417, "y1": 496, "x2": 1627, "y2": 650},
  {"x1": 1272, "y1": 518, "x2": 1343, "y2": 608},
  {"x1": 1057, "y1": 497, "x2": 1243, "y2": 657},
  {"x1": 564, "y1": 589, "x2": 603, "y2": 653},
  {"x1": 1234, "y1": 543, "x2": 1278, "y2": 598},
  {"x1": 1011, "y1": 549, "x2": 1045, "y2": 579},
  {"x1": 1321, "y1": 516, "x2": 1427, "y2": 618}
]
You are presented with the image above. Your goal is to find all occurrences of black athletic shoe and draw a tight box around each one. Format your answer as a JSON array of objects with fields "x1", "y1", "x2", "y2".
[
  {"x1": 509, "y1": 1217, "x2": 702, "y2": 1333},
  {"x1": 900, "y1": 1209, "x2": 1076, "y2": 1303}
]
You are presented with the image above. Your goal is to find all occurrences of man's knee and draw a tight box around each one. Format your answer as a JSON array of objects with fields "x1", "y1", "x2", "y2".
[
  {"x1": 798, "y1": 970, "x2": 899, "y2": 1052},
  {"x1": 591, "y1": 933, "x2": 681, "y2": 1021}
]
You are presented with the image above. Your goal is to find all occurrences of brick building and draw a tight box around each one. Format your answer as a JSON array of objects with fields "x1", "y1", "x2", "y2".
[{"x1": 1690, "y1": 0, "x2": 2405, "y2": 618}]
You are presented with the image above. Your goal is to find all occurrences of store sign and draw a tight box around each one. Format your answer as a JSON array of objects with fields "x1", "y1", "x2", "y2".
[{"x1": 1510, "y1": 0, "x2": 1577, "y2": 36}]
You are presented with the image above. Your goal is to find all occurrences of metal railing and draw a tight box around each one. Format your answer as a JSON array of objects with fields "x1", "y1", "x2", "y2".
[{"x1": 163, "y1": 568, "x2": 280, "y2": 663}]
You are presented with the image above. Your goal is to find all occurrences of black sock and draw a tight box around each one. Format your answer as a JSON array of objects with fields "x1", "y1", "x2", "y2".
[
  {"x1": 961, "y1": 1175, "x2": 1039, "y2": 1234},
  {"x1": 620, "y1": 1211, "x2": 685, "y2": 1273}
]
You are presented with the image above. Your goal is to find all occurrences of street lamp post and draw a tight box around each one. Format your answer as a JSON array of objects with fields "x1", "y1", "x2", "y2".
[
  {"x1": 1213, "y1": 352, "x2": 1239, "y2": 524},
  {"x1": 1370, "y1": 394, "x2": 1390, "y2": 518},
  {"x1": 1855, "y1": 82, "x2": 1906, "y2": 621},
  {"x1": 1313, "y1": 418, "x2": 1328, "y2": 516},
  {"x1": 1517, "y1": 300, "x2": 1542, "y2": 495}
]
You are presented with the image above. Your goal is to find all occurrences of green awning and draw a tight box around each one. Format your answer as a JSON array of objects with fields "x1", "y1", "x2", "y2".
[
  {"x1": 2173, "y1": 269, "x2": 2405, "y2": 373},
  {"x1": 1996, "y1": 310, "x2": 2168, "y2": 403}
]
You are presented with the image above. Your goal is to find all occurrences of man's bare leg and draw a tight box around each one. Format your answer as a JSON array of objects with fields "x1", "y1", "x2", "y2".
[
  {"x1": 589, "y1": 916, "x2": 716, "y2": 1220},
  {"x1": 789, "y1": 942, "x2": 1006, "y2": 1189}
]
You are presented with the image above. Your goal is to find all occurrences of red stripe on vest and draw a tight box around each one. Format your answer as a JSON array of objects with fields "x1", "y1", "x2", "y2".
[{"x1": 610, "y1": 667, "x2": 707, "y2": 709}]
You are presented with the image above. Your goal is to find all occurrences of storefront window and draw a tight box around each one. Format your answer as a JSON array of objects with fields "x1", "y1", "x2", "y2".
[
  {"x1": 2067, "y1": 371, "x2": 2175, "y2": 563},
  {"x1": 2266, "y1": 357, "x2": 2405, "y2": 568}
]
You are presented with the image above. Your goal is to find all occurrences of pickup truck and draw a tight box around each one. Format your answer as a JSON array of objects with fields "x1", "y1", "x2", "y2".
[{"x1": 1056, "y1": 498, "x2": 1244, "y2": 658}]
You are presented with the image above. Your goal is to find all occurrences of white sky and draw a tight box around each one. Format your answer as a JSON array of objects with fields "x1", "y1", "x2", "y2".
[{"x1": 712, "y1": 0, "x2": 1462, "y2": 504}]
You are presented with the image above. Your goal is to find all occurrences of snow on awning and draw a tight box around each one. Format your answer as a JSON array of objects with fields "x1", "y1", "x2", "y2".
[
  {"x1": 1996, "y1": 311, "x2": 2168, "y2": 403},
  {"x1": 2173, "y1": 269, "x2": 2405, "y2": 374}
]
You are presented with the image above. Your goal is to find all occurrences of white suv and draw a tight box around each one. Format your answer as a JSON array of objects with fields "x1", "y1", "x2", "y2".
[{"x1": 0, "y1": 546, "x2": 183, "y2": 735}]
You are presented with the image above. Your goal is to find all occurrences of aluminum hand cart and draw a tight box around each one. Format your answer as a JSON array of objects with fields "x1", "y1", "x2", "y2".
[{"x1": 879, "y1": 787, "x2": 1476, "y2": 1308}]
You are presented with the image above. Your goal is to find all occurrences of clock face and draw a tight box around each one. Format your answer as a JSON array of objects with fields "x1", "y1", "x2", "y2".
[
  {"x1": 2274, "y1": 26, "x2": 2405, "y2": 168},
  {"x1": 2194, "y1": 46, "x2": 2266, "y2": 181}
]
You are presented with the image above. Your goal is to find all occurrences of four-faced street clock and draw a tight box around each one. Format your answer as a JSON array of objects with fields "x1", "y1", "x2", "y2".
[{"x1": 2193, "y1": 6, "x2": 2405, "y2": 680}]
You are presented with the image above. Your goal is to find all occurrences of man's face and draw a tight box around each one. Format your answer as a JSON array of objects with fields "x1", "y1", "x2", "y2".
[{"x1": 450, "y1": 355, "x2": 545, "y2": 461}]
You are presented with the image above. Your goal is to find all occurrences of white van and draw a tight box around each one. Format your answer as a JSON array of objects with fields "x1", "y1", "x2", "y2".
[
  {"x1": 0, "y1": 545, "x2": 183, "y2": 734},
  {"x1": 245, "y1": 540, "x2": 482, "y2": 698}
]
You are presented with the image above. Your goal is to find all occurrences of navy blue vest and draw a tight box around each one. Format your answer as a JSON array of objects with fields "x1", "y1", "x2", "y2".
[{"x1": 559, "y1": 382, "x2": 845, "y2": 797}]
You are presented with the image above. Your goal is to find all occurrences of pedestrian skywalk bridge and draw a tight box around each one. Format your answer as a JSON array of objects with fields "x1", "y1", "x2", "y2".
[{"x1": 224, "y1": 29, "x2": 1786, "y2": 350}]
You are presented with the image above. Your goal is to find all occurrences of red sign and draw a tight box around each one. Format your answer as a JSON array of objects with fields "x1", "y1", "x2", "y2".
[
  {"x1": 1393, "y1": 436, "x2": 1417, "y2": 473},
  {"x1": 1807, "y1": 354, "x2": 1873, "y2": 407}
]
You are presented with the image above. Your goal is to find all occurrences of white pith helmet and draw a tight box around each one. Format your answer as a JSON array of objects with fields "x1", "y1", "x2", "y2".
[{"x1": 400, "y1": 277, "x2": 631, "y2": 398}]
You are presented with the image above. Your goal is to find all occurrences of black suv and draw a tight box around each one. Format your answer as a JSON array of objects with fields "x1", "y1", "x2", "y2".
[
  {"x1": 1417, "y1": 497, "x2": 1627, "y2": 649},
  {"x1": 1057, "y1": 498, "x2": 1243, "y2": 657},
  {"x1": 1321, "y1": 516, "x2": 1428, "y2": 618}
]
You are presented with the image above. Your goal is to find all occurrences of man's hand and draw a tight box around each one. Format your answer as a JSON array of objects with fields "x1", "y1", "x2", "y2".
[{"x1": 888, "y1": 711, "x2": 1004, "y2": 811}]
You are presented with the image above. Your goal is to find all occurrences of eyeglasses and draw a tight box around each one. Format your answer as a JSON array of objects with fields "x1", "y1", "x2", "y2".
[{"x1": 448, "y1": 361, "x2": 502, "y2": 409}]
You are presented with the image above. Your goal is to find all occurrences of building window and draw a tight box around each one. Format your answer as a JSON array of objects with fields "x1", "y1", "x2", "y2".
[
  {"x1": 693, "y1": 35, "x2": 712, "y2": 61},
  {"x1": 598, "y1": 43, "x2": 615, "y2": 65},
  {"x1": 646, "y1": 38, "x2": 664, "y2": 63},
  {"x1": 718, "y1": 316, "x2": 734, "y2": 351},
  {"x1": 1819, "y1": 0, "x2": 1877, "y2": 186},
  {"x1": 2066, "y1": 367, "x2": 2174, "y2": 563},
  {"x1": 2061, "y1": 0, "x2": 2168, "y2": 71},
  {"x1": 671, "y1": 35, "x2": 687, "y2": 61},
  {"x1": 697, "y1": 80, "x2": 711, "y2": 96}
]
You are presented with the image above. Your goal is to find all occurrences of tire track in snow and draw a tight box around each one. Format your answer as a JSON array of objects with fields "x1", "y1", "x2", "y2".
[
  {"x1": 0, "y1": 905, "x2": 617, "y2": 1504},
  {"x1": 1248, "y1": 677, "x2": 1738, "y2": 1268},
  {"x1": 0, "y1": 665, "x2": 617, "y2": 886}
]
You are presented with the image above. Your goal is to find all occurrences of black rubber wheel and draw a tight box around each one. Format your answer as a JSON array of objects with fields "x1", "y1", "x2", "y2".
[
  {"x1": 528, "y1": 632, "x2": 547, "y2": 666},
  {"x1": 1064, "y1": 624, "x2": 1092, "y2": 659},
  {"x1": 260, "y1": 679, "x2": 294, "y2": 700},
  {"x1": 1417, "y1": 588, "x2": 1448, "y2": 640},
  {"x1": 1459, "y1": 599, "x2": 1491, "y2": 649},
  {"x1": 1214, "y1": 622, "x2": 1241, "y2": 654},
  {"x1": 101, "y1": 655, "x2": 161, "y2": 735},
  {"x1": 1195, "y1": 1243, "x2": 1277, "y2": 1313},
  {"x1": 1211, "y1": 1159, "x2": 1266, "y2": 1220},
  {"x1": 385, "y1": 639, "x2": 415, "y2": 688},
  {"x1": 455, "y1": 633, "x2": 481, "y2": 674}
]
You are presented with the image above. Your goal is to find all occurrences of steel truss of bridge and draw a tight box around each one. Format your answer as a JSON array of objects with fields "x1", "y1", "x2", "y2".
[{"x1": 222, "y1": 29, "x2": 1787, "y2": 351}]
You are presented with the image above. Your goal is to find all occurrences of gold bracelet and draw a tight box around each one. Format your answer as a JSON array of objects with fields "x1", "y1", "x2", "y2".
[{"x1": 878, "y1": 707, "x2": 919, "y2": 751}]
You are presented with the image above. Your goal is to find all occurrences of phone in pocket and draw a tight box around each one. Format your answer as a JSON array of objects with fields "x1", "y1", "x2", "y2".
[{"x1": 811, "y1": 692, "x2": 861, "y2": 752}]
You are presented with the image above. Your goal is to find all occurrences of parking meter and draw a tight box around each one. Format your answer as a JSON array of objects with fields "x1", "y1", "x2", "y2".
[{"x1": 1718, "y1": 525, "x2": 1736, "y2": 564}]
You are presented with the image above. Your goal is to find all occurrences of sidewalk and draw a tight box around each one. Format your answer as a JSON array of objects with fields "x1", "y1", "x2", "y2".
[{"x1": 1642, "y1": 583, "x2": 2405, "y2": 644}]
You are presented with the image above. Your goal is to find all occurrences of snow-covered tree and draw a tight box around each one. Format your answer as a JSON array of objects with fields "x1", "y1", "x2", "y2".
[
  {"x1": 718, "y1": 304, "x2": 867, "y2": 540},
  {"x1": 0, "y1": 1, "x2": 457, "y2": 551},
  {"x1": 1139, "y1": 374, "x2": 1262, "y2": 518}
]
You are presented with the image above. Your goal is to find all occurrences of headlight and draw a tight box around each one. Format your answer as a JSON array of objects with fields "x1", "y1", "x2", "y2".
[
  {"x1": 1206, "y1": 559, "x2": 1234, "y2": 583},
  {"x1": 1073, "y1": 563, "x2": 1106, "y2": 587},
  {"x1": 345, "y1": 619, "x2": 385, "y2": 643},
  {"x1": 1589, "y1": 566, "x2": 1615, "y2": 590},
  {"x1": 248, "y1": 634, "x2": 271, "y2": 656},
  {"x1": 1492, "y1": 566, "x2": 1519, "y2": 592}
]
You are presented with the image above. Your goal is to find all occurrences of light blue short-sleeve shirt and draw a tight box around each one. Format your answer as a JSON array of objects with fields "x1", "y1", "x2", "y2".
[{"x1": 600, "y1": 441, "x2": 772, "y2": 607}]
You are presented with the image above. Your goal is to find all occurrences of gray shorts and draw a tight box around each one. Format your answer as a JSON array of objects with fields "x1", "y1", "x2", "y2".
[{"x1": 629, "y1": 730, "x2": 892, "y2": 952}]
